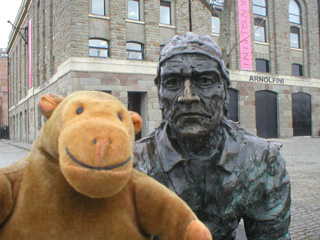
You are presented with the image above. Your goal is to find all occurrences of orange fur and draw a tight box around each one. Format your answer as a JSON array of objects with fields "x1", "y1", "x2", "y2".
[{"x1": 0, "y1": 91, "x2": 212, "y2": 240}]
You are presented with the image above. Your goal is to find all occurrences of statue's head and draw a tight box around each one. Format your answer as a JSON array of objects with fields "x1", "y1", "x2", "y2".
[{"x1": 155, "y1": 32, "x2": 230, "y2": 139}]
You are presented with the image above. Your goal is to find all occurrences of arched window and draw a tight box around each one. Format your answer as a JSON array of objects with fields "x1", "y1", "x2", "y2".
[
  {"x1": 292, "y1": 92, "x2": 311, "y2": 136},
  {"x1": 292, "y1": 63, "x2": 303, "y2": 76},
  {"x1": 255, "y1": 58, "x2": 270, "y2": 72},
  {"x1": 89, "y1": 39, "x2": 109, "y2": 58},
  {"x1": 255, "y1": 90, "x2": 278, "y2": 138},
  {"x1": 289, "y1": 0, "x2": 301, "y2": 24},
  {"x1": 126, "y1": 42, "x2": 144, "y2": 60}
]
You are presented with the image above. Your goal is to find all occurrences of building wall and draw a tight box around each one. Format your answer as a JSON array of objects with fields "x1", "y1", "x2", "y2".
[
  {"x1": 6, "y1": 0, "x2": 320, "y2": 142},
  {"x1": 0, "y1": 49, "x2": 8, "y2": 87}
]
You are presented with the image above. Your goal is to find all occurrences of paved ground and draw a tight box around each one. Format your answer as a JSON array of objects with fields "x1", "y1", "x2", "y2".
[
  {"x1": 276, "y1": 137, "x2": 320, "y2": 240},
  {"x1": 0, "y1": 137, "x2": 319, "y2": 239}
]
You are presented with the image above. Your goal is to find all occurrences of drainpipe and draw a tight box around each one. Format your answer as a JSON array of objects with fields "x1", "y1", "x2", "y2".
[{"x1": 189, "y1": 0, "x2": 192, "y2": 31}]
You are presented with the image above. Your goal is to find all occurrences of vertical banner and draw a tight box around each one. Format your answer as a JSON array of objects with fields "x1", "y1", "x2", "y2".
[
  {"x1": 238, "y1": 0, "x2": 252, "y2": 70},
  {"x1": 28, "y1": 19, "x2": 32, "y2": 88}
]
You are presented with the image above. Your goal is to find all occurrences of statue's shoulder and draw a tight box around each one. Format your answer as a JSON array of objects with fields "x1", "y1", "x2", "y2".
[
  {"x1": 225, "y1": 119, "x2": 282, "y2": 162},
  {"x1": 134, "y1": 131, "x2": 157, "y2": 154},
  {"x1": 133, "y1": 130, "x2": 159, "y2": 173}
]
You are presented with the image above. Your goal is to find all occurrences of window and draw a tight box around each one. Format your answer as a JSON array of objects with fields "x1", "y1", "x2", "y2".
[
  {"x1": 256, "y1": 59, "x2": 269, "y2": 72},
  {"x1": 128, "y1": 0, "x2": 139, "y2": 20},
  {"x1": 126, "y1": 42, "x2": 143, "y2": 60},
  {"x1": 254, "y1": 18, "x2": 266, "y2": 42},
  {"x1": 292, "y1": 64, "x2": 303, "y2": 76},
  {"x1": 290, "y1": 26, "x2": 300, "y2": 48},
  {"x1": 211, "y1": 16, "x2": 220, "y2": 34},
  {"x1": 289, "y1": 0, "x2": 301, "y2": 24},
  {"x1": 91, "y1": 0, "x2": 105, "y2": 15},
  {"x1": 89, "y1": 39, "x2": 109, "y2": 57},
  {"x1": 160, "y1": 1, "x2": 171, "y2": 25},
  {"x1": 253, "y1": 0, "x2": 267, "y2": 16},
  {"x1": 211, "y1": 0, "x2": 224, "y2": 7}
]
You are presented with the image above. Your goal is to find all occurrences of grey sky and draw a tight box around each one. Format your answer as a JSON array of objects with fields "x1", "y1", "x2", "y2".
[{"x1": 0, "y1": 0, "x2": 23, "y2": 49}]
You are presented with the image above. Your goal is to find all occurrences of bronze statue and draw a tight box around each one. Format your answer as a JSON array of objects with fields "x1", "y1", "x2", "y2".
[{"x1": 134, "y1": 33, "x2": 291, "y2": 240}]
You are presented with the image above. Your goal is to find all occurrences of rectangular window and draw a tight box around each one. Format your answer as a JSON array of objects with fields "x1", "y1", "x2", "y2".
[
  {"x1": 256, "y1": 59, "x2": 269, "y2": 72},
  {"x1": 292, "y1": 64, "x2": 303, "y2": 76},
  {"x1": 92, "y1": 0, "x2": 105, "y2": 15},
  {"x1": 211, "y1": 16, "x2": 220, "y2": 34},
  {"x1": 290, "y1": 26, "x2": 300, "y2": 48},
  {"x1": 127, "y1": 92, "x2": 147, "y2": 139},
  {"x1": 126, "y1": 42, "x2": 143, "y2": 60},
  {"x1": 253, "y1": 0, "x2": 267, "y2": 16},
  {"x1": 160, "y1": 1, "x2": 171, "y2": 25},
  {"x1": 128, "y1": 0, "x2": 139, "y2": 20},
  {"x1": 254, "y1": 18, "x2": 266, "y2": 42}
]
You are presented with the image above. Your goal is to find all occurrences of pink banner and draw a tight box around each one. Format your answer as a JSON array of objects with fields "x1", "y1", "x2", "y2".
[
  {"x1": 238, "y1": 0, "x2": 252, "y2": 70},
  {"x1": 28, "y1": 19, "x2": 32, "y2": 88}
]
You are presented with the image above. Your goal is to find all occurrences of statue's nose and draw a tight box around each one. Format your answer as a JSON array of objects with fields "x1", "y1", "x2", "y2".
[{"x1": 177, "y1": 78, "x2": 200, "y2": 103}]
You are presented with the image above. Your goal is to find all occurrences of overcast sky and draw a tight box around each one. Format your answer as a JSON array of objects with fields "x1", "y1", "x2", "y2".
[{"x1": 0, "y1": 0, "x2": 23, "y2": 49}]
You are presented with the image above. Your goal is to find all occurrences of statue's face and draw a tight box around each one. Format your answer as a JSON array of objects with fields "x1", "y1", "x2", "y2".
[{"x1": 159, "y1": 54, "x2": 226, "y2": 138}]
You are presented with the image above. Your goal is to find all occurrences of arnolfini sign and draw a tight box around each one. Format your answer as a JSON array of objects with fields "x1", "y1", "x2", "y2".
[{"x1": 238, "y1": 0, "x2": 252, "y2": 71}]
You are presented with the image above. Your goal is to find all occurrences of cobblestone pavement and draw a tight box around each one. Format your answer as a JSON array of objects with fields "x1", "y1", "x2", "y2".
[
  {"x1": 274, "y1": 137, "x2": 320, "y2": 240},
  {"x1": 0, "y1": 137, "x2": 319, "y2": 239}
]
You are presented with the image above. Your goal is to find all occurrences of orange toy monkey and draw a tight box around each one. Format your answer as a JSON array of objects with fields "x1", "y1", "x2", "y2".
[{"x1": 0, "y1": 91, "x2": 212, "y2": 240}]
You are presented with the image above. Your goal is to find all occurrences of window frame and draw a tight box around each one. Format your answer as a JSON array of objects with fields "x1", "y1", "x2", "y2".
[
  {"x1": 91, "y1": 0, "x2": 105, "y2": 16},
  {"x1": 127, "y1": 0, "x2": 140, "y2": 21},
  {"x1": 126, "y1": 42, "x2": 144, "y2": 60},
  {"x1": 89, "y1": 38, "x2": 109, "y2": 58},
  {"x1": 290, "y1": 26, "x2": 301, "y2": 48},
  {"x1": 253, "y1": 0, "x2": 267, "y2": 16},
  {"x1": 255, "y1": 58, "x2": 270, "y2": 73},
  {"x1": 211, "y1": 0, "x2": 224, "y2": 7},
  {"x1": 211, "y1": 16, "x2": 220, "y2": 35},
  {"x1": 292, "y1": 64, "x2": 303, "y2": 76},
  {"x1": 254, "y1": 18, "x2": 267, "y2": 42},
  {"x1": 289, "y1": 0, "x2": 301, "y2": 24},
  {"x1": 160, "y1": 0, "x2": 171, "y2": 25}
]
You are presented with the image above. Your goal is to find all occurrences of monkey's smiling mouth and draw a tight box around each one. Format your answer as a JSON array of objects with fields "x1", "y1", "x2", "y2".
[{"x1": 66, "y1": 148, "x2": 131, "y2": 170}]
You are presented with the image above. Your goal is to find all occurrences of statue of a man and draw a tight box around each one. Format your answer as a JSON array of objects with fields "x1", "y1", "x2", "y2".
[{"x1": 134, "y1": 33, "x2": 291, "y2": 240}]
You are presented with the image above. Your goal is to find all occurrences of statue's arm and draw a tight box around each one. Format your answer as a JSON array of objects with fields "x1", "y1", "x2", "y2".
[
  {"x1": 243, "y1": 149, "x2": 291, "y2": 240},
  {"x1": 133, "y1": 171, "x2": 212, "y2": 240},
  {"x1": 0, "y1": 173, "x2": 14, "y2": 225}
]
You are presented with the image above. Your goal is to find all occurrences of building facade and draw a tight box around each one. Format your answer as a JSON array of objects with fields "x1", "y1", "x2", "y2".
[
  {"x1": 0, "y1": 48, "x2": 9, "y2": 138},
  {"x1": 7, "y1": 0, "x2": 320, "y2": 143}
]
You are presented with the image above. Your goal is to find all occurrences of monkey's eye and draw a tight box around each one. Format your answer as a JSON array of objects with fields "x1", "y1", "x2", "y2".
[
  {"x1": 118, "y1": 113, "x2": 123, "y2": 121},
  {"x1": 76, "y1": 106, "x2": 84, "y2": 115}
]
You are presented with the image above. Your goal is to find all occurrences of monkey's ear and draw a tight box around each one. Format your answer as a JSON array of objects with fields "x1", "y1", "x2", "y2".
[
  {"x1": 129, "y1": 111, "x2": 143, "y2": 134},
  {"x1": 38, "y1": 93, "x2": 64, "y2": 119}
]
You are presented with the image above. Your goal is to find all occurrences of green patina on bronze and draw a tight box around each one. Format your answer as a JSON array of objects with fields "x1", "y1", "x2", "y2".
[{"x1": 134, "y1": 33, "x2": 291, "y2": 240}]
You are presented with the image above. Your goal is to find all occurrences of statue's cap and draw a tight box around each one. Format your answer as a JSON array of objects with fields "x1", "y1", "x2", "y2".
[{"x1": 155, "y1": 32, "x2": 230, "y2": 86}]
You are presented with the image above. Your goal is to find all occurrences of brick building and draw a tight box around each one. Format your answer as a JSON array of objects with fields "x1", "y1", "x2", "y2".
[
  {"x1": 0, "y1": 48, "x2": 9, "y2": 138},
  {"x1": 7, "y1": 0, "x2": 320, "y2": 143}
]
